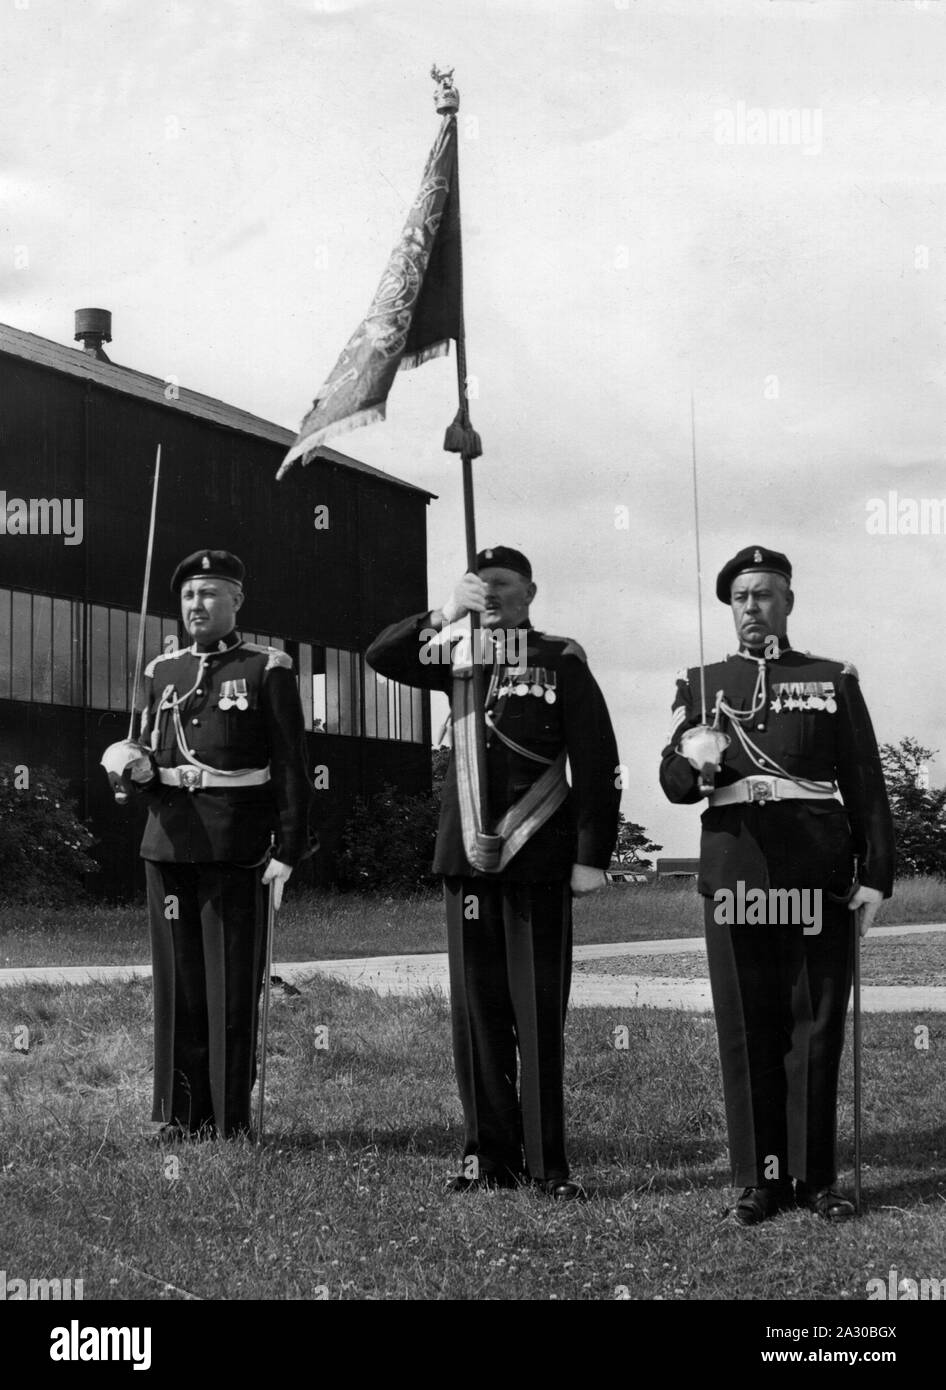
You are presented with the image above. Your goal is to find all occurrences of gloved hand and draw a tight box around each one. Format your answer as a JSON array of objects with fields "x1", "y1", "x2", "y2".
[
  {"x1": 570, "y1": 864, "x2": 608, "y2": 896},
  {"x1": 100, "y1": 739, "x2": 155, "y2": 803},
  {"x1": 849, "y1": 884, "x2": 884, "y2": 938},
  {"x1": 262, "y1": 858, "x2": 293, "y2": 911},
  {"x1": 441, "y1": 573, "x2": 488, "y2": 624},
  {"x1": 678, "y1": 725, "x2": 730, "y2": 788}
]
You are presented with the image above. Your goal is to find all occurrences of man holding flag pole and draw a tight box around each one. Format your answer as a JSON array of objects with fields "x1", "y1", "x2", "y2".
[{"x1": 278, "y1": 69, "x2": 620, "y2": 1196}]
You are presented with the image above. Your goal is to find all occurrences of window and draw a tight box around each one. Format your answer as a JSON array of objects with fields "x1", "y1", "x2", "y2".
[
  {"x1": 32, "y1": 595, "x2": 52, "y2": 703},
  {"x1": 52, "y1": 598, "x2": 81, "y2": 706},
  {"x1": 0, "y1": 590, "x2": 10, "y2": 699},
  {"x1": 11, "y1": 591, "x2": 31, "y2": 701}
]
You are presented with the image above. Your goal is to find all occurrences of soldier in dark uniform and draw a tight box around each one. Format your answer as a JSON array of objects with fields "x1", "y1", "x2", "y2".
[
  {"x1": 660, "y1": 546, "x2": 894, "y2": 1223},
  {"x1": 367, "y1": 546, "x2": 620, "y2": 1199},
  {"x1": 126, "y1": 550, "x2": 312, "y2": 1140}
]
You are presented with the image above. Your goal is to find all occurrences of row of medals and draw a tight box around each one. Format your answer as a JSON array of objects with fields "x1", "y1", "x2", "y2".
[
  {"x1": 496, "y1": 668, "x2": 558, "y2": 705},
  {"x1": 218, "y1": 679, "x2": 249, "y2": 711}
]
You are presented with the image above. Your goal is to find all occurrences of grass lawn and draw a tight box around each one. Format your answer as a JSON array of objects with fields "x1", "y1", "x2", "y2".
[
  {"x1": 577, "y1": 934, "x2": 946, "y2": 986},
  {"x1": 1, "y1": 976, "x2": 943, "y2": 1302},
  {"x1": 1, "y1": 877, "x2": 943, "y2": 969}
]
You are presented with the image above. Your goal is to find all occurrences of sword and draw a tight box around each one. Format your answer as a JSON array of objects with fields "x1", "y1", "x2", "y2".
[
  {"x1": 100, "y1": 443, "x2": 162, "y2": 803},
  {"x1": 255, "y1": 835, "x2": 277, "y2": 1145},
  {"x1": 852, "y1": 905, "x2": 863, "y2": 1214},
  {"x1": 679, "y1": 392, "x2": 728, "y2": 791}
]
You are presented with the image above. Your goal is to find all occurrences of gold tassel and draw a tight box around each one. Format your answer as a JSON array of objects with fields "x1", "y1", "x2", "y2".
[{"x1": 443, "y1": 410, "x2": 482, "y2": 459}]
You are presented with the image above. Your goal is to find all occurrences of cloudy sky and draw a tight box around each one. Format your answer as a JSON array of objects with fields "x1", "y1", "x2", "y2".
[{"x1": 2, "y1": 0, "x2": 944, "y2": 855}]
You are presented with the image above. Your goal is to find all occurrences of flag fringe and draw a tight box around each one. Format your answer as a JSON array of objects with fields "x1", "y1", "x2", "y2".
[
  {"x1": 399, "y1": 340, "x2": 450, "y2": 372},
  {"x1": 276, "y1": 405, "x2": 387, "y2": 478}
]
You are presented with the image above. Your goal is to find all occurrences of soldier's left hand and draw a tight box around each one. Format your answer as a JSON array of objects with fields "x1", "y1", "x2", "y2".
[
  {"x1": 848, "y1": 885, "x2": 883, "y2": 938},
  {"x1": 262, "y1": 858, "x2": 293, "y2": 910},
  {"x1": 570, "y1": 864, "x2": 608, "y2": 896}
]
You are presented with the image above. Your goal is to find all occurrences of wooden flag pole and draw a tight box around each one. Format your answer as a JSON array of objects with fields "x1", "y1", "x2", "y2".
[{"x1": 436, "y1": 68, "x2": 490, "y2": 829}]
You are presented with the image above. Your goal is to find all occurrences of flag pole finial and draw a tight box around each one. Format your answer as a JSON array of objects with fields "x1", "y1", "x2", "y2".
[{"x1": 431, "y1": 65, "x2": 459, "y2": 114}]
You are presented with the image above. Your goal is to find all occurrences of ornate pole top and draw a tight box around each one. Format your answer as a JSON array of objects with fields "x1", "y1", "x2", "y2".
[{"x1": 431, "y1": 65, "x2": 459, "y2": 115}]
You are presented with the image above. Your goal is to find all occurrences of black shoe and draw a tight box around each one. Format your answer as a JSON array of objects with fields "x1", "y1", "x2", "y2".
[
  {"x1": 795, "y1": 1183, "x2": 856, "y2": 1222},
  {"x1": 151, "y1": 1124, "x2": 194, "y2": 1144},
  {"x1": 444, "y1": 1167, "x2": 520, "y2": 1194},
  {"x1": 151, "y1": 1121, "x2": 216, "y2": 1144},
  {"x1": 733, "y1": 1183, "x2": 793, "y2": 1226},
  {"x1": 534, "y1": 1179, "x2": 584, "y2": 1202}
]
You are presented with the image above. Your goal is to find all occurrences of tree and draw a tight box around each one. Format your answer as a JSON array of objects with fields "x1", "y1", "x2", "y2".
[
  {"x1": 612, "y1": 814, "x2": 662, "y2": 870},
  {"x1": 879, "y1": 737, "x2": 946, "y2": 878},
  {"x1": 0, "y1": 763, "x2": 97, "y2": 905}
]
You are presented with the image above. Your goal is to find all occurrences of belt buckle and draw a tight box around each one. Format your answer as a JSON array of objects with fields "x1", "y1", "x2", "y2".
[
  {"x1": 747, "y1": 777, "x2": 776, "y2": 804},
  {"x1": 179, "y1": 766, "x2": 202, "y2": 793}
]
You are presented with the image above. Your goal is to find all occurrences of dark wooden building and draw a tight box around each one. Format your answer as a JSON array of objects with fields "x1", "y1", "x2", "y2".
[{"x1": 0, "y1": 314, "x2": 433, "y2": 897}]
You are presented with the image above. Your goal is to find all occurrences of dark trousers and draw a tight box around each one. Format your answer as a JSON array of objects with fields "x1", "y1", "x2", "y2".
[
  {"x1": 146, "y1": 860, "x2": 266, "y2": 1137},
  {"x1": 444, "y1": 876, "x2": 572, "y2": 1183},
  {"x1": 704, "y1": 896, "x2": 854, "y2": 1189}
]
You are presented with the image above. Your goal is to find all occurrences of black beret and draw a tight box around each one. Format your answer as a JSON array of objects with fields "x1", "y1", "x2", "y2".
[
  {"x1": 716, "y1": 546, "x2": 792, "y2": 604},
  {"x1": 475, "y1": 546, "x2": 532, "y2": 581},
  {"x1": 171, "y1": 549, "x2": 246, "y2": 596}
]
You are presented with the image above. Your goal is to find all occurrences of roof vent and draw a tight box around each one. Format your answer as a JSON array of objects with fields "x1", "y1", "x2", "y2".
[{"x1": 74, "y1": 307, "x2": 112, "y2": 362}]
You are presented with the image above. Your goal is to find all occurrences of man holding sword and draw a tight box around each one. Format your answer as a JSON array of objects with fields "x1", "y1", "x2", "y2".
[
  {"x1": 660, "y1": 545, "x2": 894, "y2": 1224},
  {"x1": 106, "y1": 549, "x2": 312, "y2": 1140}
]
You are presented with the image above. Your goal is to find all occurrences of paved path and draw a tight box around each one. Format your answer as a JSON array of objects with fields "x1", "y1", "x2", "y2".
[{"x1": 2, "y1": 923, "x2": 944, "y2": 1012}]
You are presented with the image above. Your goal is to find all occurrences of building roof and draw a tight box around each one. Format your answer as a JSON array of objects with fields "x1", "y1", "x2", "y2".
[{"x1": 0, "y1": 320, "x2": 434, "y2": 500}]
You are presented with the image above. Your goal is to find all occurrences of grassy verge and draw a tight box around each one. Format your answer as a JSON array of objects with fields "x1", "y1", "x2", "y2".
[
  {"x1": 1, "y1": 877, "x2": 942, "y2": 970},
  {"x1": 1, "y1": 977, "x2": 943, "y2": 1301}
]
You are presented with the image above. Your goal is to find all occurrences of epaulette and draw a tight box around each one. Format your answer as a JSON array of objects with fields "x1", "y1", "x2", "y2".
[
  {"x1": 539, "y1": 633, "x2": 588, "y2": 664},
  {"x1": 144, "y1": 649, "x2": 179, "y2": 679},
  {"x1": 804, "y1": 651, "x2": 859, "y2": 679},
  {"x1": 243, "y1": 641, "x2": 294, "y2": 672}
]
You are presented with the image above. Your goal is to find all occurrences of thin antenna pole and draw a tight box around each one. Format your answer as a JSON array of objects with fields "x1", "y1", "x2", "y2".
[
  {"x1": 127, "y1": 443, "x2": 162, "y2": 739},
  {"x1": 690, "y1": 393, "x2": 709, "y2": 722}
]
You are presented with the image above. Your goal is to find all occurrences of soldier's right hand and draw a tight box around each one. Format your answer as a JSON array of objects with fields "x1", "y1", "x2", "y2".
[
  {"x1": 441, "y1": 573, "x2": 488, "y2": 624},
  {"x1": 679, "y1": 726, "x2": 729, "y2": 776}
]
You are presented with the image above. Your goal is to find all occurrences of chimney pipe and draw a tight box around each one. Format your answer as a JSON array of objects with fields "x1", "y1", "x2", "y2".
[{"x1": 74, "y1": 307, "x2": 112, "y2": 362}]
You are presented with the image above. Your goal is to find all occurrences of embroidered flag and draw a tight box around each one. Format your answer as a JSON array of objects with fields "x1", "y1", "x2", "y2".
[{"x1": 277, "y1": 118, "x2": 460, "y2": 478}]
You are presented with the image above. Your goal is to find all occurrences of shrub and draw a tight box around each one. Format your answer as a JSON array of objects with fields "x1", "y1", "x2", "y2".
[
  {"x1": 0, "y1": 763, "x2": 97, "y2": 906},
  {"x1": 335, "y1": 782, "x2": 440, "y2": 894}
]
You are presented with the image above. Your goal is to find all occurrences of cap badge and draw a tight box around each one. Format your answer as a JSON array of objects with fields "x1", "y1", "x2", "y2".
[
  {"x1": 484, "y1": 549, "x2": 493, "y2": 559},
  {"x1": 201, "y1": 555, "x2": 211, "y2": 569},
  {"x1": 753, "y1": 549, "x2": 762, "y2": 563}
]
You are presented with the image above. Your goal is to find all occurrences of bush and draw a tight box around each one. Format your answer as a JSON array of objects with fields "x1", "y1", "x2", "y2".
[
  {"x1": 335, "y1": 782, "x2": 441, "y2": 894},
  {"x1": 0, "y1": 763, "x2": 97, "y2": 906}
]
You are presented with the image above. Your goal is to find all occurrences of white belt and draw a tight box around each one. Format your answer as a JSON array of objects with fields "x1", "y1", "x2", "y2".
[
  {"x1": 158, "y1": 766, "x2": 271, "y2": 792},
  {"x1": 710, "y1": 776, "x2": 838, "y2": 806}
]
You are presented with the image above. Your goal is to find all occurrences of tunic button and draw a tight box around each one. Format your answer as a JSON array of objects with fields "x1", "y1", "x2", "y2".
[
  {"x1": 756, "y1": 723, "x2": 765, "y2": 730},
  {"x1": 196, "y1": 688, "x2": 203, "y2": 695},
  {"x1": 191, "y1": 718, "x2": 200, "y2": 726}
]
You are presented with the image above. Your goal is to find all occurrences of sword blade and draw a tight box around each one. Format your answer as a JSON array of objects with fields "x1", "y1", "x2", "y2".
[{"x1": 127, "y1": 443, "x2": 162, "y2": 739}]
